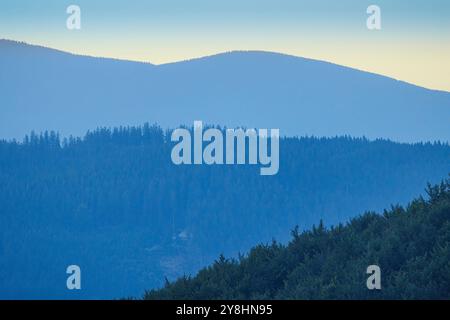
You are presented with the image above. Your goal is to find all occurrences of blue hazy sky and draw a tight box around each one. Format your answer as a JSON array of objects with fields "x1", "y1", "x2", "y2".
[{"x1": 1, "y1": 0, "x2": 450, "y2": 91}]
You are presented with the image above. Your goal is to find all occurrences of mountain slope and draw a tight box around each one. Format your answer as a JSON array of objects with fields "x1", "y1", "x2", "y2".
[
  {"x1": 0, "y1": 126, "x2": 449, "y2": 299},
  {"x1": 1, "y1": 40, "x2": 449, "y2": 142},
  {"x1": 145, "y1": 179, "x2": 450, "y2": 300}
]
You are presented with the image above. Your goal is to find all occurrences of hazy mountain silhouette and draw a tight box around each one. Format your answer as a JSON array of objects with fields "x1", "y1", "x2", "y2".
[{"x1": 1, "y1": 39, "x2": 449, "y2": 142}]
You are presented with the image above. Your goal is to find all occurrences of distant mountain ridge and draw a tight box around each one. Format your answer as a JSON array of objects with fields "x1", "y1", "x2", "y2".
[{"x1": 1, "y1": 39, "x2": 449, "y2": 142}]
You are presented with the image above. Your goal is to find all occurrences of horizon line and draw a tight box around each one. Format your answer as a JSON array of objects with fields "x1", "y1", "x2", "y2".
[{"x1": 2, "y1": 38, "x2": 450, "y2": 94}]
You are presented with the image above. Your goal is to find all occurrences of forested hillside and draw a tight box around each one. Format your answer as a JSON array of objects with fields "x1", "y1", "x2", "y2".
[
  {"x1": 145, "y1": 179, "x2": 450, "y2": 300},
  {"x1": 0, "y1": 124, "x2": 449, "y2": 298}
]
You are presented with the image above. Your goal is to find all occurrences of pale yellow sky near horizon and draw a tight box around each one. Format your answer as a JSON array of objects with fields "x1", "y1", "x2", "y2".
[
  {"x1": 18, "y1": 36, "x2": 450, "y2": 93},
  {"x1": 2, "y1": 1, "x2": 450, "y2": 92}
]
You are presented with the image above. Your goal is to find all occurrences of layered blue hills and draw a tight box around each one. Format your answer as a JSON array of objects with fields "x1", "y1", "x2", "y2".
[
  {"x1": 0, "y1": 128, "x2": 449, "y2": 299},
  {"x1": 0, "y1": 40, "x2": 449, "y2": 299},
  {"x1": 1, "y1": 39, "x2": 449, "y2": 142}
]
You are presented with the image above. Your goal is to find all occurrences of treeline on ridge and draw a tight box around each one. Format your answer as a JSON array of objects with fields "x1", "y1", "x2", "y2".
[{"x1": 145, "y1": 179, "x2": 450, "y2": 300}]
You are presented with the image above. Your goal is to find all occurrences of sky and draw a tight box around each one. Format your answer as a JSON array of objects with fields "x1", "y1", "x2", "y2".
[{"x1": 1, "y1": 0, "x2": 450, "y2": 91}]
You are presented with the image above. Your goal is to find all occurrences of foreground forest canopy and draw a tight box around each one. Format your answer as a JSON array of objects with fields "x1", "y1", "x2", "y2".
[
  {"x1": 0, "y1": 124, "x2": 449, "y2": 298},
  {"x1": 145, "y1": 179, "x2": 450, "y2": 299}
]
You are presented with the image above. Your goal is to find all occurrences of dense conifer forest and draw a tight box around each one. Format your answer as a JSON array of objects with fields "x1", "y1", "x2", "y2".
[
  {"x1": 145, "y1": 179, "x2": 450, "y2": 299},
  {"x1": 0, "y1": 124, "x2": 449, "y2": 298}
]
